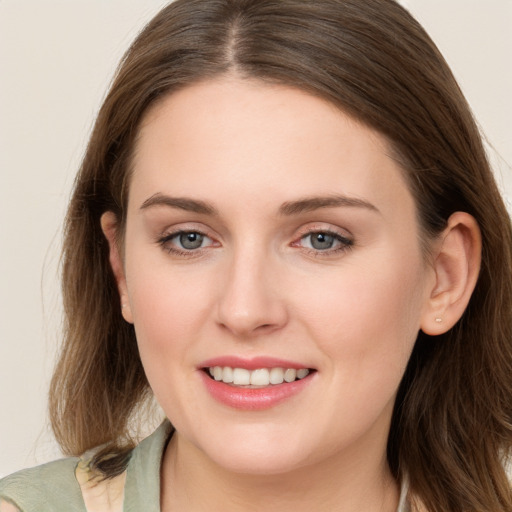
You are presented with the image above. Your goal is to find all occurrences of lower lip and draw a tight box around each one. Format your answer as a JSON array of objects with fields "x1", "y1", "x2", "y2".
[{"x1": 199, "y1": 371, "x2": 314, "y2": 410}]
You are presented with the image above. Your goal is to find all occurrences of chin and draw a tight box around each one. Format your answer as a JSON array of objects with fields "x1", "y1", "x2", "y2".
[
  {"x1": 209, "y1": 445, "x2": 310, "y2": 476},
  {"x1": 191, "y1": 424, "x2": 315, "y2": 476}
]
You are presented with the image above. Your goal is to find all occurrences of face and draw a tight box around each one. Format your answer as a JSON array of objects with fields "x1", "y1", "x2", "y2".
[{"x1": 114, "y1": 77, "x2": 435, "y2": 475}]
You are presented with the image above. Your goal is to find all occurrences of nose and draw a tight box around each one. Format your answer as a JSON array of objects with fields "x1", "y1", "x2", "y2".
[{"x1": 215, "y1": 246, "x2": 289, "y2": 338}]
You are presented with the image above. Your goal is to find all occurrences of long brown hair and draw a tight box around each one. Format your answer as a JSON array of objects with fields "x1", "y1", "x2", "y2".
[{"x1": 50, "y1": 1, "x2": 512, "y2": 509}]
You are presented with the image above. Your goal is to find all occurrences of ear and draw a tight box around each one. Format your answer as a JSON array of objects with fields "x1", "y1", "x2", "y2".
[
  {"x1": 100, "y1": 211, "x2": 133, "y2": 324},
  {"x1": 420, "y1": 212, "x2": 481, "y2": 335}
]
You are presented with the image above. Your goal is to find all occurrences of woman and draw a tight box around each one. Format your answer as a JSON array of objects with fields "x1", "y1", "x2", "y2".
[{"x1": 1, "y1": 0, "x2": 511, "y2": 511}]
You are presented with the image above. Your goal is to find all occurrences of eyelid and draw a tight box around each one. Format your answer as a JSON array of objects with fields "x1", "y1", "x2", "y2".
[
  {"x1": 156, "y1": 221, "x2": 218, "y2": 241},
  {"x1": 293, "y1": 222, "x2": 353, "y2": 240}
]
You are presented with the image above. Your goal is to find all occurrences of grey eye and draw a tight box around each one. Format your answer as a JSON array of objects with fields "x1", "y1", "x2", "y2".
[
  {"x1": 308, "y1": 232, "x2": 336, "y2": 250},
  {"x1": 179, "y1": 232, "x2": 205, "y2": 250}
]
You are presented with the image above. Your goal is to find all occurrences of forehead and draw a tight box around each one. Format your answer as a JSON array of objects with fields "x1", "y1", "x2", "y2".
[{"x1": 130, "y1": 78, "x2": 415, "y2": 222}]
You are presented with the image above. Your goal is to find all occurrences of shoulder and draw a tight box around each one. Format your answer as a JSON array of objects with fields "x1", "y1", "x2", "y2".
[
  {"x1": 0, "y1": 457, "x2": 84, "y2": 511},
  {"x1": 0, "y1": 454, "x2": 126, "y2": 512},
  {"x1": 0, "y1": 421, "x2": 173, "y2": 512},
  {"x1": 122, "y1": 420, "x2": 173, "y2": 510}
]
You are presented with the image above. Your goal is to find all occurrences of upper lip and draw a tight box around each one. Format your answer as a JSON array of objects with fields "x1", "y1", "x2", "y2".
[{"x1": 199, "y1": 356, "x2": 313, "y2": 371}]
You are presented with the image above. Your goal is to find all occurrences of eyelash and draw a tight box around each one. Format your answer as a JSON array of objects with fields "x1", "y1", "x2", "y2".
[{"x1": 156, "y1": 228, "x2": 354, "y2": 257}]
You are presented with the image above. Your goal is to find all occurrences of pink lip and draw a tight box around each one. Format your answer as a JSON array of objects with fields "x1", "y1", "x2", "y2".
[
  {"x1": 199, "y1": 372, "x2": 313, "y2": 410},
  {"x1": 200, "y1": 356, "x2": 310, "y2": 371},
  {"x1": 198, "y1": 356, "x2": 315, "y2": 411}
]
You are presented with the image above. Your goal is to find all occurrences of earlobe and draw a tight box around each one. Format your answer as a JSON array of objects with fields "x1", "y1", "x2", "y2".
[
  {"x1": 420, "y1": 212, "x2": 481, "y2": 335},
  {"x1": 100, "y1": 211, "x2": 134, "y2": 324}
]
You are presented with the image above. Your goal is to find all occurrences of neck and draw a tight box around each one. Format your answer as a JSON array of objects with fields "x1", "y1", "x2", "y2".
[{"x1": 160, "y1": 432, "x2": 400, "y2": 512}]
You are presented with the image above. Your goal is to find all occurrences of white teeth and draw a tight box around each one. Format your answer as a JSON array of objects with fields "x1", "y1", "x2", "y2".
[
  {"x1": 233, "y1": 368, "x2": 251, "y2": 385},
  {"x1": 213, "y1": 366, "x2": 223, "y2": 381},
  {"x1": 208, "y1": 366, "x2": 310, "y2": 386},
  {"x1": 284, "y1": 368, "x2": 297, "y2": 382},
  {"x1": 269, "y1": 367, "x2": 284, "y2": 384},
  {"x1": 222, "y1": 366, "x2": 234, "y2": 383},
  {"x1": 250, "y1": 368, "x2": 270, "y2": 386},
  {"x1": 297, "y1": 368, "x2": 309, "y2": 379}
]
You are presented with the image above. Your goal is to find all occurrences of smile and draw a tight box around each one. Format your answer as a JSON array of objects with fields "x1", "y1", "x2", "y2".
[
  {"x1": 199, "y1": 357, "x2": 316, "y2": 410},
  {"x1": 207, "y1": 366, "x2": 310, "y2": 386}
]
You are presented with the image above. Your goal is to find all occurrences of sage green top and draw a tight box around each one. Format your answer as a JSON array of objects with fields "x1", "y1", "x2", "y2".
[
  {"x1": 0, "y1": 421, "x2": 173, "y2": 512},
  {"x1": 0, "y1": 421, "x2": 410, "y2": 511}
]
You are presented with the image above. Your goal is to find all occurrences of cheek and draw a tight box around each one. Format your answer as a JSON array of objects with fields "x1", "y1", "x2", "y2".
[
  {"x1": 124, "y1": 252, "x2": 216, "y2": 365},
  {"x1": 125, "y1": 263, "x2": 216, "y2": 416},
  {"x1": 294, "y1": 253, "x2": 425, "y2": 375}
]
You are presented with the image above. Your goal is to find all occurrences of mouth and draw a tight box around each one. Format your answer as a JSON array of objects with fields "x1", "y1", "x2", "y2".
[
  {"x1": 198, "y1": 357, "x2": 316, "y2": 409},
  {"x1": 203, "y1": 366, "x2": 314, "y2": 387}
]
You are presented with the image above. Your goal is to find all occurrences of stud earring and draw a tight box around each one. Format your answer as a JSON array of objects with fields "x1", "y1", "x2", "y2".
[
  {"x1": 435, "y1": 317, "x2": 443, "y2": 323},
  {"x1": 122, "y1": 303, "x2": 127, "y2": 309}
]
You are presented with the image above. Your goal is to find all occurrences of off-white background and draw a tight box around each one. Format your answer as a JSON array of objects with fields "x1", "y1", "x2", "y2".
[{"x1": 0, "y1": 1, "x2": 511, "y2": 478}]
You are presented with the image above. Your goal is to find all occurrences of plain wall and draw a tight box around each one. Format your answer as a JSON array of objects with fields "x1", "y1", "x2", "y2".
[{"x1": 0, "y1": 0, "x2": 511, "y2": 477}]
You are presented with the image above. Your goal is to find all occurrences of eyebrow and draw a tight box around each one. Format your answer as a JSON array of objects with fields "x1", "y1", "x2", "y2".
[
  {"x1": 279, "y1": 195, "x2": 379, "y2": 216},
  {"x1": 140, "y1": 193, "x2": 218, "y2": 215},
  {"x1": 139, "y1": 193, "x2": 379, "y2": 216}
]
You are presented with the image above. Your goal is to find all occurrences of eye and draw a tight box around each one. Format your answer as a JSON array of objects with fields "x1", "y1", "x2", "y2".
[
  {"x1": 175, "y1": 231, "x2": 207, "y2": 250},
  {"x1": 158, "y1": 230, "x2": 216, "y2": 254},
  {"x1": 297, "y1": 230, "x2": 353, "y2": 253},
  {"x1": 304, "y1": 232, "x2": 337, "y2": 250}
]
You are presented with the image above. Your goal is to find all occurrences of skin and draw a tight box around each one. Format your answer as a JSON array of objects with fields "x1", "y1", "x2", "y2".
[{"x1": 102, "y1": 77, "x2": 481, "y2": 511}]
